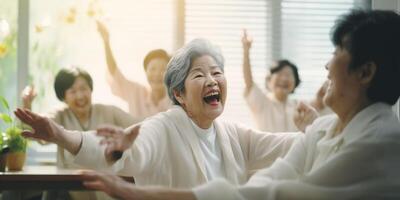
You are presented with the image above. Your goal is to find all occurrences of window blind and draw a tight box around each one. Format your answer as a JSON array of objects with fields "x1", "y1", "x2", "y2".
[{"x1": 185, "y1": 0, "x2": 271, "y2": 126}]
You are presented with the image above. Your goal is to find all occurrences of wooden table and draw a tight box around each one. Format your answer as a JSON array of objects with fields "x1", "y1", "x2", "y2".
[{"x1": 0, "y1": 166, "x2": 88, "y2": 190}]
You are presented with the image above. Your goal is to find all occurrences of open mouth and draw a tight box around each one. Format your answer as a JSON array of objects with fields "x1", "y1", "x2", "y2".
[{"x1": 203, "y1": 91, "x2": 220, "y2": 105}]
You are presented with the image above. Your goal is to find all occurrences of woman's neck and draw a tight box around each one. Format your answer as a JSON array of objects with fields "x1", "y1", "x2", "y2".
[
  {"x1": 273, "y1": 92, "x2": 288, "y2": 102},
  {"x1": 190, "y1": 116, "x2": 213, "y2": 129},
  {"x1": 74, "y1": 109, "x2": 91, "y2": 125},
  {"x1": 333, "y1": 98, "x2": 372, "y2": 136},
  {"x1": 151, "y1": 89, "x2": 166, "y2": 105}
]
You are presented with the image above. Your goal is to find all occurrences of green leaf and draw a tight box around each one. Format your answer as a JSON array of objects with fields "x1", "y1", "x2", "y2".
[
  {"x1": 0, "y1": 96, "x2": 10, "y2": 110},
  {"x1": 0, "y1": 113, "x2": 12, "y2": 124}
]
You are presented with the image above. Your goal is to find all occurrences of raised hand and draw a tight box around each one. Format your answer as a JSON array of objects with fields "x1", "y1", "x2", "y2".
[
  {"x1": 241, "y1": 29, "x2": 253, "y2": 51},
  {"x1": 14, "y1": 108, "x2": 61, "y2": 143},
  {"x1": 96, "y1": 20, "x2": 110, "y2": 42},
  {"x1": 96, "y1": 123, "x2": 141, "y2": 163},
  {"x1": 21, "y1": 85, "x2": 37, "y2": 110},
  {"x1": 15, "y1": 108, "x2": 83, "y2": 154},
  {"x1": 294, "y1": 101, "x2": 319, "y2": 133}
]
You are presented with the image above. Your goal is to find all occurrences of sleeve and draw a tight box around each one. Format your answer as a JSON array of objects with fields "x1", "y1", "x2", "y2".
[
  {"x1": 110, "y1": 105, "x2": 140, "y2": 128},
  {"x1": 236, "y1": 123, "x2": 302, "y2": 175},
  {"x1": 106, "y1": 66, "x2": 146, "y2": 102},
  {"x1": 243, "y1": 84, "x2": 271, "y2": 115},
  {"x1": 92, "y1": 117, "x2": 167, "y2": 177},
  {"x1": 193, "y1": 134, "x2": 399, "y2": 200},
  {"x1": 73, "y1": 131, "x2": 110, "y2": 169}
]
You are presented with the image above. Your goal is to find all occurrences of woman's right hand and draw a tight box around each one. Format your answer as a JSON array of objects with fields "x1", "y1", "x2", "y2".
[
  {"x1": 14, "y1": 108, "x2": 61, "y2": 144},
  {"x1": 96, "y1": 123, "x2": 141, "y2": 163},
  {"x1": 96, "y1": 20, "x2": 110, "y2": 42},
  {"x1": 21, "y1": 85, "x2": 37, "y2": 110},
  {"x1": 241, "y1": 29, "x2": 253, "y2": 51}
]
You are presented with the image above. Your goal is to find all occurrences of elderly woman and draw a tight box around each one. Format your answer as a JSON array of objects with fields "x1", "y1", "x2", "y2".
[
  {"x1": 53, "y1": 9, "x2": 399, "y2": 200},
  {"x1": 242, "y1": 30, "x2": 329, "y2": 132},
  {"x1": 97, "y1": 21, "x2": 172, "y2": 121},
  {"x1": 22, "y1": 67, "x2": 136, "y2": 200},
  {"x1": 16, "y1": 39, "x2": 300, "y2": 189}
]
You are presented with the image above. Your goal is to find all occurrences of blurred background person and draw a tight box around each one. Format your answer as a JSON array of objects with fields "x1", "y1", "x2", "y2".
[
  {"x1": 241, "y1": 29, "x2": 328, "y2": 132},
  {"x1": 96, "y1": 20, "x2": 171, "y2": 121},
  {"x1": 22, "y1": 67, "x2": 137, "y2": 200}
]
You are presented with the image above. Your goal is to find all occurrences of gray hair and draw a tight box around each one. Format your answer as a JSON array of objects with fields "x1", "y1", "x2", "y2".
[{"x1": 164, "y1": 38, "x2": 225, "y2": 105}]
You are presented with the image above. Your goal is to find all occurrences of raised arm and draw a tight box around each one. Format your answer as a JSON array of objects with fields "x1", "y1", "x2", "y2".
[
  {"x1": 96, "y1": 20, "x2": 120, "y2": 76},
  {"x1": 21, "y1": 85, "x2": 37, "y2": 110},
  {"x1": 242, "y1": 29, "x2": 254, "y2": 93}
]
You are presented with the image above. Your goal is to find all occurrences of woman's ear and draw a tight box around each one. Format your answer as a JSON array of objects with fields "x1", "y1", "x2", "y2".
[
  {"x1": 359, "y1": 62, "x2": 377, "y2": 85},
  {"x1": 173, "y1": 90, "x2": 185, "y2": 105}
]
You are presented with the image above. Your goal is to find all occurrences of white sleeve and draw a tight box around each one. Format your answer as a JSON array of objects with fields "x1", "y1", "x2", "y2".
[
  {"x1": 244, "y1": 84, "x2": 271, "y2": 114},
  {"x1": 73, "y1": 131, "x2": 109, "y2": 169},
  {"x1": 235, "y1": 123, "x2": 301, "y2": 174},
  {"x1": 107, "y1": 118, "x2": 167, "y2": 176}
]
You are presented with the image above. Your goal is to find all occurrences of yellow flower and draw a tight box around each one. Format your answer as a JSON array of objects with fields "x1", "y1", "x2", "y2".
[
  {"x1": 64, "y1": 13, "x2": 76, "y2": 24},
  {"x1": 0, "y1": 43, "x2": 7, "y2": 58}
]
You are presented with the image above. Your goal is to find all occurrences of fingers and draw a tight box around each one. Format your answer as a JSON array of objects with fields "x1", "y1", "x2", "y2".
[
  {"x1": 24, "y1": 109, "x2": 42, "y2": 121},
  {"x1": 14, "y1": 108, "x2": 34, "y2": 125},
  {"x1": 97, "y1": 125, "x2": 122, "y2": 137},
  {"x1": 21, "y1": 131, "x2": 41, "y2": 140},
  {"x1": 127, "y1": 123, "x2": 141, "y2": 141}
]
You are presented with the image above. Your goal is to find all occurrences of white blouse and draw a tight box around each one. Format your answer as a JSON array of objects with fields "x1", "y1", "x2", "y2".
[{"x1": 194, "y1": 103, "x2": 400, "y2": 200}]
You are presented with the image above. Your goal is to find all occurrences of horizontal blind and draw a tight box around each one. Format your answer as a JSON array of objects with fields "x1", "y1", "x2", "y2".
[
  {"x1": 281, "y1": 0, "x2": 369, "y2": 100},
  {"x1": 185, "y1": 0, "x2": 272, "y2": 126}
]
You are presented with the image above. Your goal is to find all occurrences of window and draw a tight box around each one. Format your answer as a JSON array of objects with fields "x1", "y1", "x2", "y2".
[
  {"x1": 185, "y1": 0, "x2": 370, "y2": 126},
  {"x1": 281, "y1": 0, "x2": 370, "y2": 99},
  {"x1": 26, "y1": 0, "x2": 177, "y2": 165},
  {"x1": 0, "y1": 0, "x2": 18, "y2": 126},
  {"x1": 185, "y1": 0, "x2": 271, "y2": 126}
]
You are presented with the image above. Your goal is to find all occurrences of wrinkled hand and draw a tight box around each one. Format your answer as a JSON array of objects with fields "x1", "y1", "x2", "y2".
[
  {"x1": 97, "y1": 124, "x2": 141, "y2": 163},
  {"x1": 21, "y1": 85, "x2": 37, "y2": 110},
  {"x1": 81, "y1": 170, "x2": 135, "y2": 200},
  {"x1": 14, "y1": 108, "x2": 61, "y2": 143},
  {"x1": 96, "y1": 20, "x2": 110, "y2": 42},
  {"x1": 241, "y1": 29, "x2": 253, "y2": 51},
  {"x1": 294, "y1": 102, "x2": 319, "y2": 133}
]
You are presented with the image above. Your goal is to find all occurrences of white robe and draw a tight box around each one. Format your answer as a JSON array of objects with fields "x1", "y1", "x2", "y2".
[
  {"x1": 194, "y1": 102, "x2": 400, "y2": 200},
  {"x1": 74, "y1": 106, "x2": 300, "y2": 188}
]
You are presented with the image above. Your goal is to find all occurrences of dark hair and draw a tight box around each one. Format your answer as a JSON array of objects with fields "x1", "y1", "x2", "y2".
[
  {"x1": 268, "y1": 59, "x2": 301, "y2": 93},
  {"x1": 54, "y1": 67, "x2": 93, "y2": 101},
  {"x1": 331, "y1": 10, "x2": 400, "y2": 105},
  {"x1": 143, "y1": 49, "x2": 170, "y2": 71}
]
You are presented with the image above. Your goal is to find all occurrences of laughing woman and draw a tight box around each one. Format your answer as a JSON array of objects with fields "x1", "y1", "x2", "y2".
[{"x1": 16, "y1": 39, "x2": 301, "y2": 189}]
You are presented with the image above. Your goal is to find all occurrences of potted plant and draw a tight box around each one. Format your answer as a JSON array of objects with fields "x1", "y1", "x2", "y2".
[
  {"x1": 0, "y1": 96, "x2": 27, "y2": 171},
  {"x1": 0, "y1": 131, "x2": 9, "y2": 172}
]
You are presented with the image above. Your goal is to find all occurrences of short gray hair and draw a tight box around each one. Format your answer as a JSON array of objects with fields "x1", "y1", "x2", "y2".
[{"x1": 164, "y1": 38, "x2": 225, "y2": 105}]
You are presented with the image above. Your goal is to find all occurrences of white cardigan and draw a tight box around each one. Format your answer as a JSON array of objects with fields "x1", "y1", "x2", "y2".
[
  {"x1": 194, "y1": 103, "x2": 400, "y2": 200},
  {"x1": 74, "y1": 106, "x2": 299, "y2": 188}
]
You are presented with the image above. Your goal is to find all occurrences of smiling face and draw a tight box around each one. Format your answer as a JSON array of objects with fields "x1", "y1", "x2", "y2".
[
  {"x1": 174, "y1": 55, "x2": 227, "y2": 128},
  {"x1": 323, "y1": 46, "x2": 361, "y2": 112},
  {"x1": 267, "y1": 66, "x2": 296, "y2": 98},
  {"x1": 64, "y1": 76, "x2": 92, "y2": 117},
  {"x1": 145, "y1": 58, "x2": 169, "y2": 92}
]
